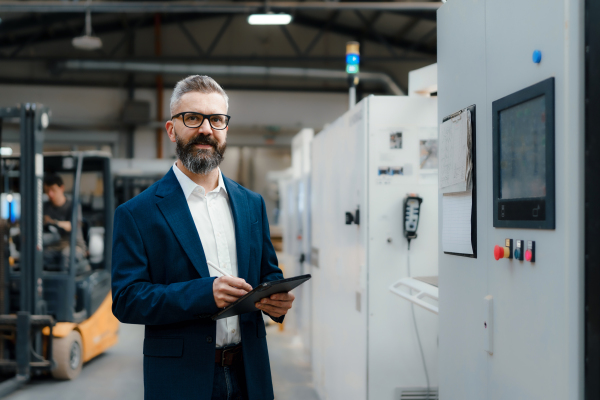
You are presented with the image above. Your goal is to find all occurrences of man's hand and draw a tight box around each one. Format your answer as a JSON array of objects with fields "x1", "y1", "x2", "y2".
[
  {"x1": 213, "y1": 276, "x2": 252, "y2": 308},
  {"x1": 44, "y1": 216, "x2": 72, "y2": 232},
  {"x1": 55, "y1": 220, "x2": 72, "y2": 232},
  {"x1": 255, "y1": 292, "x2": 295, "y2": 318}
]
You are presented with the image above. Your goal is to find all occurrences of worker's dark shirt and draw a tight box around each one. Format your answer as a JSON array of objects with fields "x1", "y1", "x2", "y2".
[
  {"x1": 43, "y1": 199, "x2": 86, "y2": 250},
  {"x1": 43, "y1": 198, "x2": 72, "y2": 224}
]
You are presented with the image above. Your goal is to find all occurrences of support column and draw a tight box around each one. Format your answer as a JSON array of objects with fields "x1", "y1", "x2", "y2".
[{"x1": 155, "y1": 13, "x2": 164, "y2": 159}]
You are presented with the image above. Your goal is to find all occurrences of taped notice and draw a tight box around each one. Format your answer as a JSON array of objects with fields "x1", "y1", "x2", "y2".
[{"x1": 442, "y1": 191, "x2": 473, "y2": 255}]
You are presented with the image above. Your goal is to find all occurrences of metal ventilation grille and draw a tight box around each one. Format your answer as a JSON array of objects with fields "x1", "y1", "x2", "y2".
[{"x1": 395, "y1": 387, "x2": 439, "y2": 400}]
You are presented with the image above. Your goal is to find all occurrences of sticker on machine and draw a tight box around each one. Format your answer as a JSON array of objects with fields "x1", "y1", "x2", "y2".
[
  {"x1": 376, "y1": 164, "x2": 413, "y2": 184},
  {"x1": 420, "y1": 139, "x2": 438, "y2": 170}
]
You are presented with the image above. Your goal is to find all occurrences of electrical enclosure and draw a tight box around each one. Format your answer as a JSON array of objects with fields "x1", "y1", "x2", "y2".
[
  {"x1": 311, "y1": 94, "x2": 439, "y2": 400},
  {"x1": 437, "y1": 0, "x2": 584, "y2": 399}
]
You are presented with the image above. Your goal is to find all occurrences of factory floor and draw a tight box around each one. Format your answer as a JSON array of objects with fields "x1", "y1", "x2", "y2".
[{"x1": 4, "y1": 322, "x2": 319, "y2": 400}]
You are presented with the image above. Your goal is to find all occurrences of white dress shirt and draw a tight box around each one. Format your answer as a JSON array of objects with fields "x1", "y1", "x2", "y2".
[{"x1": 172, "y1": 163, "x2": 241, "y2": 347}]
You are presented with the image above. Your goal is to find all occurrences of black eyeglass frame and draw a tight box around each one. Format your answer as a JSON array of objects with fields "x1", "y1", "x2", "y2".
[{"x1": 171, "y1": 112, "x2": 231, "y2": 130}]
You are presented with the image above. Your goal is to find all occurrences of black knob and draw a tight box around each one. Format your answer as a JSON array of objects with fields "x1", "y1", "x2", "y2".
[
  {"x1": 206, "y1": 336, "x2": 213, "y2": 343},
  {"x1": 345, "y1": 212, "x2": 354, "y2": 225}
]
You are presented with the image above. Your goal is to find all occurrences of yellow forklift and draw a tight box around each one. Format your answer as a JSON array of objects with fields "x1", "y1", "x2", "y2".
[{"x1": 0, "y1": 104, "x2": 119, "y2": 395}]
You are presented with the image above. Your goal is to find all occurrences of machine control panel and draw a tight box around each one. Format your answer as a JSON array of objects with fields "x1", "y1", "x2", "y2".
[
  {"x1": 493, "y1": 239, "x2": 536, "y2": 263},
  {"x1": 492, "y1": 78, "x2": 555, "y2": 229}
]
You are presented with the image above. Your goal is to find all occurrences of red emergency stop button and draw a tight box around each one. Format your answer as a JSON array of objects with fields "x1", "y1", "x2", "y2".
[
  {"x1": 494, "y1": 245, "x2": 504, "y2": 260},
  {"x1": 494, "y1": 240, "x2": 513, "y2": 260}
]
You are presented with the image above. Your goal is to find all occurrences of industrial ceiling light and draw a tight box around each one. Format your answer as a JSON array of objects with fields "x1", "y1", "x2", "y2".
[
  {"x1": 72, "y1": 10, "x2": 102, "y2": 50},
  {"x1": 248, "y1": 12, "x2": 292, "y2": 25}
]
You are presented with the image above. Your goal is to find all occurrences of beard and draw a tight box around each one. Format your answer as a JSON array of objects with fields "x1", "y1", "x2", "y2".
[{"x1": 174, "y1": 129, "x2": 227, "y2": 175}]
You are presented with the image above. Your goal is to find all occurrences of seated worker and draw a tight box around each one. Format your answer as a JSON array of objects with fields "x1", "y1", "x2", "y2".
[{"x1": 43, "y1": 173, "x2": 89, "y2": 274}]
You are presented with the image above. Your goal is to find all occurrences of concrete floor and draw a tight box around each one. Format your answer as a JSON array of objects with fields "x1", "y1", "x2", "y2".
[
  {"x1": 3, "y1": 323, "x2": 318, "y2": 400},
  {"x1": 4, "y1": 323, "x2": 145, "y2": 400},
  {"x1": 267, "y1": 325, "x2": 320, "y2": 400}
]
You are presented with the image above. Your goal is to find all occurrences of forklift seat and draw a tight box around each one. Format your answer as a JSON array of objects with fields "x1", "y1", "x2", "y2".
[{"x1": 43, "y1": 246, "x2": 90, "y2": 275}]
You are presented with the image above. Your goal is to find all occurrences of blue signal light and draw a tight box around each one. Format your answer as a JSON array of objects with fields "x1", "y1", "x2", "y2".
[{"x1": 346, "y1": 53, "x2": 360, "y2": 65}]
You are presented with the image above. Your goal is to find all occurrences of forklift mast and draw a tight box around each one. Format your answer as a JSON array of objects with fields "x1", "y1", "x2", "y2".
[
  {"x1": 0, "y1": 104, "x2": 54, "y2": 395},
  {"x1": 17, "y1": 104, "x2": 48, "y2": 316}
]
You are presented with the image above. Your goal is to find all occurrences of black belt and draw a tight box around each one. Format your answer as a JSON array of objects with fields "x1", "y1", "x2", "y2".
[{"x1": 215, "y1": 344, "x2": 243, "y2": 367}]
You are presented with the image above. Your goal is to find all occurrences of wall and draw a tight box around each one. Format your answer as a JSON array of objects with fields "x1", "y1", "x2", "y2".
[
  {"x1": 0, "y1": 84, "x2": 323, "y2": 221},
  {"x1": 0, "y1": 84, "x2": 348, "y2": 157}
]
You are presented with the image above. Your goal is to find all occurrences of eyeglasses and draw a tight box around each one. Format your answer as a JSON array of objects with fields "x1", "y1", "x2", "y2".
[{"x1": 171, "y1": 112, "x2": 231, "y2": 130}]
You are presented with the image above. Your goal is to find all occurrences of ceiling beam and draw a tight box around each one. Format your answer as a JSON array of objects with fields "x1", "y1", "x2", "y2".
[
  {"x1": 0, "y1": 13, "x2": 218, "y2": 48},
  {"x1": 303, "y1": 10, "x2": 340, "y2": 56},
  {"x1": 2, "y1": 55, "x2": 435, "y2": 64},
  {"x1": 177, "y1": 21, "x2": 205, "y2": 56},
  {"x1": 354, "y1": 10, "x2": 397, "y2": 57},
  {"x1": 292, "y1": 14, "x2": 436, "y2": 55},
  {"x1": 0, "y1": 12, "x2": 437, "y2": 57},
  {"x1": 0, "y1": 2, "x2": 442, "y2": 13}
]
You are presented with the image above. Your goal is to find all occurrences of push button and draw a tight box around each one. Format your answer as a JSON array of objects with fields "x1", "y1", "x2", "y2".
[
  {"x1": 514, "y1": 240, "x2": 524, "y2": 261},
  {"x1": 493, "y1": 239, "x2": 513, "y2": 261},
  {"x1": 206, "y1": 336, "x2": 213, "y2": 343},
  {"x1": 525, "y1": 241, "x2": 536, "y2": 262},
  {"x1": 494, "y1": 245, "x2": 504, "y2": 261}
]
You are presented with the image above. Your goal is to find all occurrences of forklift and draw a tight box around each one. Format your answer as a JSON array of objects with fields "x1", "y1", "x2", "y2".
[{"x1": 0, "y1": 104, "x2": 119, "y2": 395}]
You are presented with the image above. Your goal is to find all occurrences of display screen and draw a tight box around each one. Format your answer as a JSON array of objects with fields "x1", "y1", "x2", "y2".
[{"x1": 499, "y1": 95, "x2": 546, "y2": 199}]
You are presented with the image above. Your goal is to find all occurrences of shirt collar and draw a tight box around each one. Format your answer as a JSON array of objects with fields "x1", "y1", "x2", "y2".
[{"x1": 172, "y1": 162, "x2": 227, "y2": 199}]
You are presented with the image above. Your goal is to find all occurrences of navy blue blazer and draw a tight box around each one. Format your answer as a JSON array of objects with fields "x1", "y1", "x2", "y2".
[{"x1": 111, "y1": 168, "x2": 284, "y2": 400}]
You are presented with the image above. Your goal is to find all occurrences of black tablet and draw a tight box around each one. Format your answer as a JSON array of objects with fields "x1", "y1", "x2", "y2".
[{"x1": 211, "y1": 274, "x2": 311, "y2": 320}]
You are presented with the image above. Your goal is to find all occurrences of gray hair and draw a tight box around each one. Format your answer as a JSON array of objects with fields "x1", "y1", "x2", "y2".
[{"x1": 170, "y1": 75, "x2": 229, "y2": 116}]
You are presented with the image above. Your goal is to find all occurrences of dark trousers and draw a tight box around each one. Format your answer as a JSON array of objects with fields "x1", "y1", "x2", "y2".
[{"x1": 211, "y1": 360, "x2": 249, "y2": 400}]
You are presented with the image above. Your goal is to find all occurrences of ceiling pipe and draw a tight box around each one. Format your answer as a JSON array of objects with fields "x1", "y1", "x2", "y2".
[
  {"x1": 59, "y1": 60, "x2": 405, "y2": 95},
  {"x1": 0, "y1": 1, "x2": 442, "y2": 13}
]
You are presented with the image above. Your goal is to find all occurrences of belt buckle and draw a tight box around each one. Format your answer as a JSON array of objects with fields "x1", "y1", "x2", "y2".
[{"x1": 220, "y1": 348, "x2": 229, "y2": 367}]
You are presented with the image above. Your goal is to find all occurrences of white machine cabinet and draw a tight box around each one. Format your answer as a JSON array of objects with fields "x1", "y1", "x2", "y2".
[
  {"x1": 280, "y1": 128, "x2": 314, "y2": 350},
  {"x1": 311, "y1": 94, "x2": 439, "y2": 400},
  {"x1": 437, "y1": 1, "x2": 584, "y2": 399}
]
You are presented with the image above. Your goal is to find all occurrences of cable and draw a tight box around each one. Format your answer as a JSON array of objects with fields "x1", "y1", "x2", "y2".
[{"x1": 407, "y1": 247, "x2": 430, "y2": 400}]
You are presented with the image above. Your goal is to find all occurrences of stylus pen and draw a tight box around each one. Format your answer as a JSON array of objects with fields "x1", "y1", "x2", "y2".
[{"x1": 206, "y1": 260, "x2": 233, "y2": 278}]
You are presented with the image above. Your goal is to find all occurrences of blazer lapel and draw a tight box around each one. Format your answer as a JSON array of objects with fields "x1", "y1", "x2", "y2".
[
  {"x1": 155, "y1": 169, "x2": 211, "y2": 279},
  {"x1": 223, "y1": 176, "x2": 250, "y2": 282}
]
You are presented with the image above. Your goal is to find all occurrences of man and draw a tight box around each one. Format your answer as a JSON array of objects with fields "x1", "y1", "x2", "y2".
[
  {"x1": 111, "y1": 75, "x2": 295, "y2": 400},
  {"x1": 43, "y1": 173, "x2": 88, "y2": 273}
]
